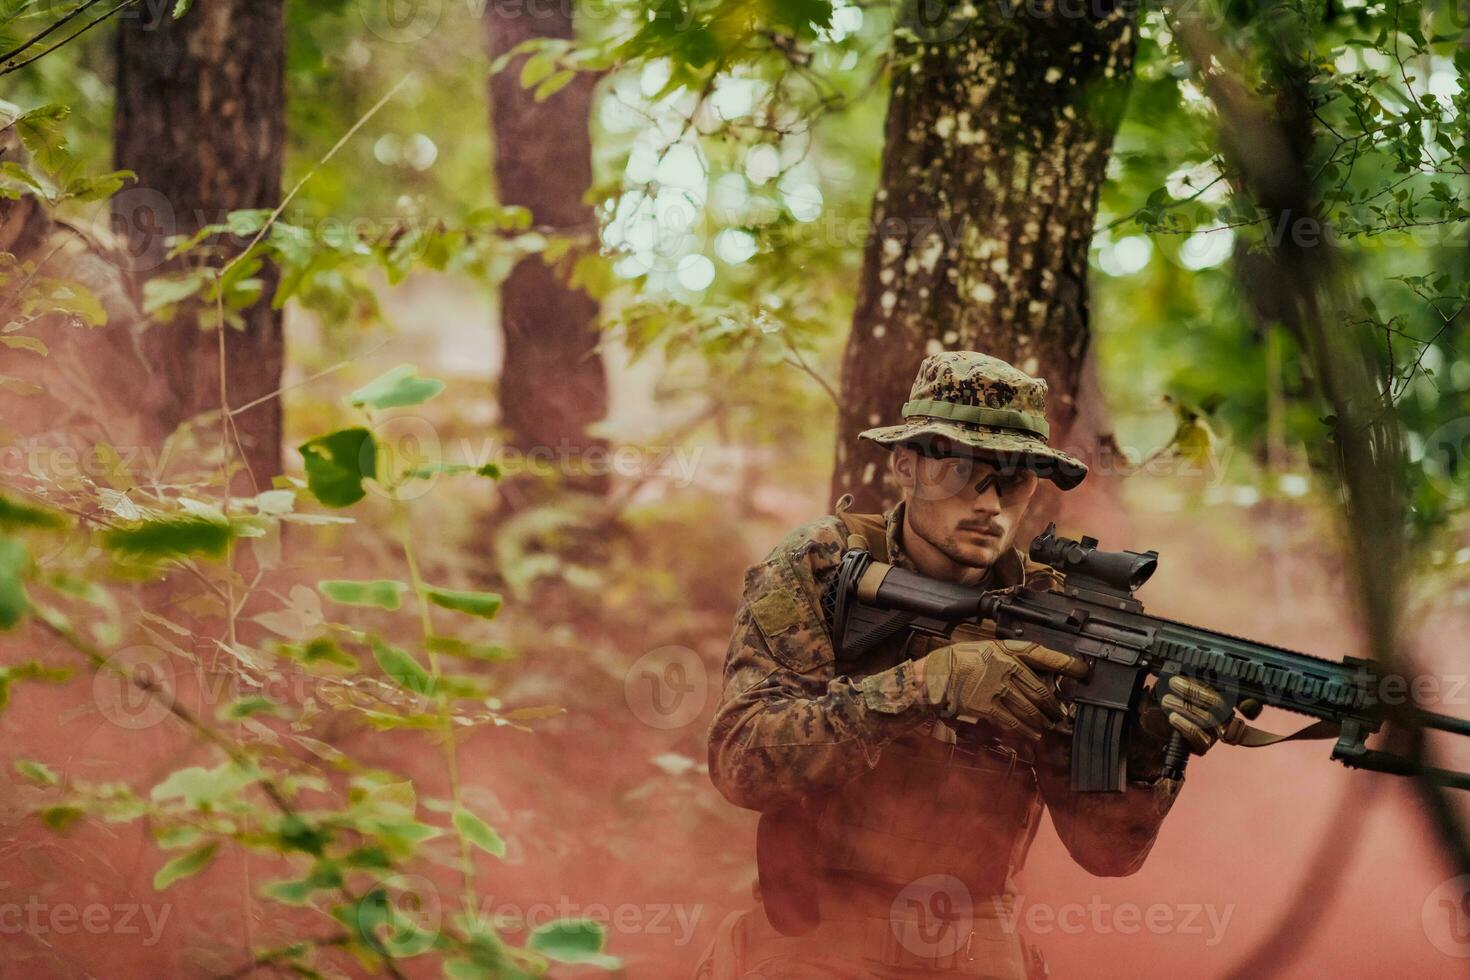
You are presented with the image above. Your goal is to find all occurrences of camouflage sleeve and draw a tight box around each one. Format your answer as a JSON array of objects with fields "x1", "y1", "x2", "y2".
[
  {"x1": 1022, "y1": 557, "x2": 1182, "y2": 876},
  {"x1": 707, "y1": 519, "x2": 938, "y2": 813}
]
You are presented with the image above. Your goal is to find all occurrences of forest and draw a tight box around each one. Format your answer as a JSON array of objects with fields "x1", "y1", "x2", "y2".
[{"x1": 0, "y1": 0, "x2": 1469, "y2": 976}]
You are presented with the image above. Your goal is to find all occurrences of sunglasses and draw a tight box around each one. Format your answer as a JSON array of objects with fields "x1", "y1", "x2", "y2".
[{"x1": 909, "y1": 443, "x2": 1038, "y2": 500}]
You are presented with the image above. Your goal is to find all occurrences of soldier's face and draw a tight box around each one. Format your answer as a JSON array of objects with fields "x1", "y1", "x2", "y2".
[{"x1": 893, "y1": 440, "x2": 1039, "y2": 571}]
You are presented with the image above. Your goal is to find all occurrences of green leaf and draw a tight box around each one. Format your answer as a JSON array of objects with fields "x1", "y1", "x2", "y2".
[
  {"x1": 16, "y1": 760, "x2": 57, "y2": 786},
  {"x1": 319, "y1": 579, "x2": 406, "y2": 611},
  {"x1": 154, "y1": 842, "x2": 218, "y2": 890},
  {"x1": 172, "y1": 0, "x2": 194, "y2": 17},
  {"x1": 154, "y1": 825, "x2": 200, "y2": 850},
  {"x1": 298, "y1": 428, "x2": 376, "y2": 508},
  {"x1": 370, "y1": 638, "x2": 434, "y2": 697},
  {"x1": 488, "y1": 37, "x2": 544, "y2": 75},
  {"x1": 528, "y1": 919, "x2": 620, "y2": 968},
  {"x1": 279, "y1": 636, "x2": 359, "y2": 671},
  {"x1": 0, "y1": 661, "x2": 71, "y2": 712},
  {"x1": 61, "y1": 169, "x2": 133, "y2": 203},
  {"x1": 262, "y1": 878, "x2": 314, "y2": 906},
  {"x1": 142, "y1": 272, "x2": 209, "y2": 315},
  {"x1": 1, "y1": 336, "x2": 47, "y2": 356},
  {"x1": 263, "y1": 860, "x2": 342, "y2": 905},
  {"x1": 14, "y1": 104, "x2": 71, "y2": 173},
  {"x1": 0, "y1": 161, "x2": 42, "y2": 191},
  {"x1": 426, "y1": 635, "x2": 514, "y2": 663},
  {"x1": 42, "y1": 805, "x2": 84, "y2": 832},
  {"x1": 535, "y1": 70, "x2": 577, "y2": 102},
  {"x1": 151, "y1": 762, "x2": 258, "y2": 809},
  {"x1": 0, "y1": 376, "x2": 41, "y2": 396},
  {"x1": 0, "y1": 495, "x2": 68, "y2": 532},
  {"x1": 0, "y1": 537, "x2": 29, "y2": 629},
  {"x1": 453, "y1": 807, "x2": 506, "y2": 857},
  {"x1": 274, "y1": 814, "x2": 331, "y2": 856},
  {"x1": 520, "y1": 52, "x2": 557, "y2": 90},
  {"x1": 348, "y1": 365, "x2": 445, "y2": 410},
  {"x1": 219, "y1": 696, "x2": 284, "y2": 720},
  {"x1": 103, "y1": 516, "x2": 233, "y2": 560},
  {"x1": 336, "y1": 884, "x2": 437, "y2": 958},
  {"x1": 424, "y1": 587, "x2": 502, "y2": 620}
]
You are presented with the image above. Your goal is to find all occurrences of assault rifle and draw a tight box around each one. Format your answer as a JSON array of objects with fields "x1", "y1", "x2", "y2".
[{"x1": 830, "y1": 524, "x2": 1470, "y2": 792}]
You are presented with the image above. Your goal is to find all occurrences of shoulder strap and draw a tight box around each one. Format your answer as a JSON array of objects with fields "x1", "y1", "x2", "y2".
[{"x1": 831, "y1": 493, "x2": 889, "y2": 562}]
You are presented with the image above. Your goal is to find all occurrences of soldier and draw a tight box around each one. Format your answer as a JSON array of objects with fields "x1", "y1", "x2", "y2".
[{"x1": 700, "y1": 351, "x2": 1244, "y2": 979}]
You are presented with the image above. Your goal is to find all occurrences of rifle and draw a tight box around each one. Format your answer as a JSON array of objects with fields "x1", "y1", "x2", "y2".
[{"x1": 829, "y1": 523, "x2": 1470, "y2": 792}]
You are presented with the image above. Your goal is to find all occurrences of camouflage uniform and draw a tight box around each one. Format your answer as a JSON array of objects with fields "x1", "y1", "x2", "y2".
[{"x1": 700, "y1": 353, "x2": 1180, "y2": 979}]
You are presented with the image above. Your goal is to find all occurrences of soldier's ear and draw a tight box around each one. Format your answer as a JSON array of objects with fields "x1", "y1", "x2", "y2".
[{"x1": 891, "y1": 445, "x2": 917, "y2": 492}]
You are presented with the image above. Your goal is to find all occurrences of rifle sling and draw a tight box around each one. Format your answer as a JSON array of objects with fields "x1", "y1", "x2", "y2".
[{"x1": 1223, "y1": 717, "x2": 1340, "y2": 748}]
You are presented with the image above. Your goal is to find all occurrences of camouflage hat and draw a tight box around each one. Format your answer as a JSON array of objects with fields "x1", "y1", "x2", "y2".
[{"x1": 859, "y1": 350, "x2": 1087, "y2": 490}]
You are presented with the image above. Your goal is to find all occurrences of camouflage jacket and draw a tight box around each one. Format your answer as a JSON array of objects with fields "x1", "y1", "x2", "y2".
[{"x1": 708, "y1": 502, "x2": 1181, "y2": 879}]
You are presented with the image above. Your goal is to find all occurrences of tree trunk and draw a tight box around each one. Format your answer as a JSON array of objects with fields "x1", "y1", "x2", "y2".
[
  {"x1": 831, "y1": 0, "x2": 1137, "y2": 513},
  {"x1": 485, "y1": 0, "x2": 608, "y2": 504},
  {"x1": 114, "y1": 0, "x2": 286, "y2": 490}
]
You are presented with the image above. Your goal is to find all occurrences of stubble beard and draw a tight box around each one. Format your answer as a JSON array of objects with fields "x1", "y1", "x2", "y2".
[{"x1": 907, "y1": 501, "x2": 1012, "y2": 573}]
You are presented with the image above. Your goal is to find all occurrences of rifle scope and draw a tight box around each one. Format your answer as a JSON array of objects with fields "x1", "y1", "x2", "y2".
[{"x1": 1029, "y1": 523, "x2": 1158, "y2": 594}]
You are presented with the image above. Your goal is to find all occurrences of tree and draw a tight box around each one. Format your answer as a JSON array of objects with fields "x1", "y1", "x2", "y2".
[
  {"x1": 485, "y1": 0, "x2": 609, "y2": 503},
  {"x1": 113, "y1": 0, "x2": 286, "y2": 488},
  {"x1": 830, "y1": 1, "x2": 1136, "y2": 512}
]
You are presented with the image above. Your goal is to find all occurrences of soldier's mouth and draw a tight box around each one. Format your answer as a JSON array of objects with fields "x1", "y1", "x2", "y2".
[{"x1": 957, "y1": 523, "x2": 1001, "y2": 539}]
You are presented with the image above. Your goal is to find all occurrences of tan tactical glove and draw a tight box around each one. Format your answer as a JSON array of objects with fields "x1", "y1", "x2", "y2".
[
  {"x1": 1139, "y1": 675, "x2": 1262, "y2": 755},
  {"x1": 923, "y1": 640, "x2": 1087, "y2": 740}
]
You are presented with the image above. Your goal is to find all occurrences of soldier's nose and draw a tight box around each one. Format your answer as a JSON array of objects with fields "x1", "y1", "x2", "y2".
[{"x1": 970, "y1": 485, "x2": 1001, "y2": 514}]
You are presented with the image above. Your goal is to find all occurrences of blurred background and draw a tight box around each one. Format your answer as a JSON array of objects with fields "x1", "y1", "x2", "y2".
[{"x1": 0, "y1": 0, "x2": 1468, "y2": 976}]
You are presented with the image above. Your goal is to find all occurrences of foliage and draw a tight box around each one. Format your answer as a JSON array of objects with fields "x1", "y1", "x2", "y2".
[
  {"x1": 1097, "y1": 0, "x2": 1470, "y2": 541},
  {"x1": 2, "y1": 0, "x2": 1470, "y2": 973},
  {"x1": 0, "y1": 359, "x2": 614, "y2": 975}
]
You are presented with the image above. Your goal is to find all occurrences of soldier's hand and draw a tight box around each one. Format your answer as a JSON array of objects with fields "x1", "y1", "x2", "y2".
[
  {"x1": 1140, "y1": 676, "x2": 1262, "y2": 756},
  {"x1": 923, "y1": 640, "x2": 1087, "y2": 740}
]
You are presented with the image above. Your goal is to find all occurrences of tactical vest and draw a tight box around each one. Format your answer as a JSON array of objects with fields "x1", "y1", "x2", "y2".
[{"x1": 758, "y1": 508, "x2": 1045, "y2": 939}]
